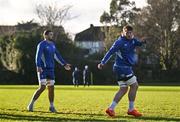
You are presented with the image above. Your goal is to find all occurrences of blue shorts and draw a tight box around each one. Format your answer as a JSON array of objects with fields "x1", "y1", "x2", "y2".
[
  {"x1": 113, "y1": 66, "x2": 134, "y2": 81},
  {"x1": 39, "y1": 69, "x2": 55, "y2": 80}
]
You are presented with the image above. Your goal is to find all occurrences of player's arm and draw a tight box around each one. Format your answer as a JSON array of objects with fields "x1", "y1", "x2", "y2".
[
  {"x1": 98, "y1": 40, "x2": 122, "y2": 69},
  {"x1": 134, "y1": 38, "x2": 146, "y2": 46},
  {"x1": 35, "y1": 43, "x2": 44, "y2": 73},
  {"x1": 54, "y1": 49, "x2": 71, "y2": 71}
]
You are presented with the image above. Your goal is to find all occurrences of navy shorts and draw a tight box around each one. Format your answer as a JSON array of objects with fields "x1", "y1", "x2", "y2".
[
  {"x1": 113, "y1": 66, "x2": 134, "y2": 81},
  {"x1": 39, "y1": 69, "x2": 55, "y2": 80},
  {"x1": 113, "y1": 66, "x2": 137, "y2": 87},
  {"x1": 37, "y1": 69, "x2": 55, "y2": 86}
]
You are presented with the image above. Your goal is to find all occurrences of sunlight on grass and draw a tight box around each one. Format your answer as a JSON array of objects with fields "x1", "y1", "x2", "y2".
[{"x1": 0, "y1": 85, "x2": 180, "y2": 122}]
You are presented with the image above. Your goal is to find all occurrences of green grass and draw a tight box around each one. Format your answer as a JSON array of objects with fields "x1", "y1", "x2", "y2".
[{"x1": 0, "y1": 85, "x2": 180, "y2": 122}]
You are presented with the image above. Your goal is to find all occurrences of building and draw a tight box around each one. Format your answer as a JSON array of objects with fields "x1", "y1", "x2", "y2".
[
  {"x1": 0, "y1": 25, "x2": 16, "y2": 36},
  {"x1": 74, "y1": 24, "x2": 105, "y2": 54}
]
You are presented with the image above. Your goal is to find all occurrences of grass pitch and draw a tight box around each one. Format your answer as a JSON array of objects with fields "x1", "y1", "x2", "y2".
[{"x1": 0, "y1": 85, "x2": 180, "y2": 122}]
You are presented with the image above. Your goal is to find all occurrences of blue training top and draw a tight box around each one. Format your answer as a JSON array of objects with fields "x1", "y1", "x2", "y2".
[
  {"x1": 101, "y1": 36, "x2": 143, "y2": 67},
  {"x1": 35, "y1": 40, "x2": 67, "y2": 70}
]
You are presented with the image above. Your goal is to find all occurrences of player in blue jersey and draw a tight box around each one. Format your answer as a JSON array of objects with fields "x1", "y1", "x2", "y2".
[
  {"x1": 27, "y1": 30, "x2": 71, "y2": 113},
  {"x1": 98, "y1": 25, "x2": 145, "y2": 117}
]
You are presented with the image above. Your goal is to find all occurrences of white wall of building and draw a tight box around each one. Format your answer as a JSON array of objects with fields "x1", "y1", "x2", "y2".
[{"x1": 75, "y1": 41, "x2": 104, "y2": 54}]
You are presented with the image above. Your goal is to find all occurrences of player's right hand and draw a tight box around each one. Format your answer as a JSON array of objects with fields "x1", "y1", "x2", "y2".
[
  {"x1": 97, "y1": 63, "x2": 104, "y2": 70},
  {"x1": 64, "y1": 64, "x2": 71, "y2": 71},
  {"x1": 37, "y1": 67, "x2": 43, "y2": 73}
]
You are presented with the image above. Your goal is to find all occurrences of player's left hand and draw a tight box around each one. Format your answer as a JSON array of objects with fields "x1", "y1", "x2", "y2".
[
  {"x1": 97, "y1": 63, "x2": 104, "y2": 70},
  {"x1": 140, "y1": 37, "x2": 147, "y2": 43},
  {"x1": 141, "y1": 40, "x2": 146, "y2": 43},
  {"x1": 64, "y1": 64, "x2": 71, "y2": 71}
]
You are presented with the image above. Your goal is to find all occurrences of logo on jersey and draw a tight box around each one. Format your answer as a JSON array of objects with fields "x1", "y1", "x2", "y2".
[{"x1": 132, "y1": 40, "x2": 135, "y2": 44}]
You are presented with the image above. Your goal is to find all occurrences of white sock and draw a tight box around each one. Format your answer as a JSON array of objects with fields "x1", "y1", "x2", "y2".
[
  {"x1": 129, "y1": 101, "x2": 134, "y2": 111},
  {"x1": 109, "y1": 101, "x2": 117, "y2": 110},
  {"x1": 50, "y1": 102, "x2": 54, "y2": 108}
]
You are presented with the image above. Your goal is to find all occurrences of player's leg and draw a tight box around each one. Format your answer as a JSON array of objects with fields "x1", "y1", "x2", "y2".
[
  {"x1": 74, "y1": 78, "x2": 76, "y2": 87},
  {"x1": 128, "y1": 81, "x2": 138, "y2": 111},
  {"x1": 106, "y1": 66, "x2": 129, "y2": 117},
  {"x1": 109, "y1": 66, "x2": 129, "y2": 109},
  {"x1": 46, "y1": 70, "x2": 57, "y2": 112},
  {"x1": 47, "y1": 80, "x2": 56, "y2": 112},
  {"x1": 126, "y1": 76, "x2": 142, "y2": 117},
  {"x1": 86, "y1": 77, "x2": 90, "y2": 87},
  {"x1": 87, "y1": 76, "x2": 90, "y2": 87},
  {"x1": 27, "y1": 71, "x2": 47, "y2": 112},
  {"x1": 32, "y1": 85, "x2": 46, "y2": 101},
  {"x1": 76, "y1": 79, "x2": 79, "y2": 87},
  {"x1": 83, "y1": 77, "x2": 86, "y2": 87},
  {"x1": 106, "y1": 72, "x2": 129, "y2": 117},
  {"x1": 87, "y1": 80, "x2": 89, "y2": 87},
  {"x1": 73, "y1": 77, "x2": 76, "y2": 87},
  {"x1": 27, "y1": 84, "x2": 46, "y2": 111},
  {"x1": 47, "y1": 82, "x2": 54, "y2": 106},
  {"x1": 109, "y1": 86, "x2": 128, "y2": 109},
  {"x1": 106, "y1": 85, "x2": 128, "y2": 117}
]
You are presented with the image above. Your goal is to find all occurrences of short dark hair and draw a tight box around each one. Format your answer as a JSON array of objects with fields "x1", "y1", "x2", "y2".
[
  {"x1": 123, "y1": 25, "x2": 133, "y2": 31},
  {"x1": 43, "y1": 30, "x2": 52, "y2": 36}
]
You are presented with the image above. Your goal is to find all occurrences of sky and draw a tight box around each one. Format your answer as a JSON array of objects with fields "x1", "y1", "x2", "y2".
[{"x1": 0, "y1": 0, "x2": 147, "y2": 36}]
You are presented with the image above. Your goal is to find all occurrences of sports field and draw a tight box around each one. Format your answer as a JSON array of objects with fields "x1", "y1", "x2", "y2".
[{"x1": 0, "y1": 85, "x2": 180, "y2": 122}]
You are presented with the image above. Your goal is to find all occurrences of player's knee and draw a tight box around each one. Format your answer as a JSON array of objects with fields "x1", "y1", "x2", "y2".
[
  {"x1": 135, "y1": 82, "x2": 139, "y2": 88},
  {"x1": 130, "y1": 82, "x2": 138, "y2": 90},
  {"x1": 137, "y1": 83, "x2": 139, "y2": 88},
  {"x1": 120, "y1": 87, "x2": 128, "y2": 94},
  {"x1": 39, "y1": 85, "x2": 46, "y2": 91}
]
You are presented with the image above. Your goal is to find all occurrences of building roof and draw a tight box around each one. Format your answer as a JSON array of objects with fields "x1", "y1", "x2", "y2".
[
  {"x1": 0, "y1": 25, "x2": 16, "y2": 36},
  {"x1": 74, "y1": 24, "x2": 105, "y2": 42}
]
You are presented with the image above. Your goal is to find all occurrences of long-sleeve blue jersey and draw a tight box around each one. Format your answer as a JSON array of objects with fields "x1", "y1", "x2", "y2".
[
  {"x1": 101, "y1": 36, "x2": 143, "y2": 67},
  {"x1": 35, "y1": 40, "x2": 67, "y2": 70}
]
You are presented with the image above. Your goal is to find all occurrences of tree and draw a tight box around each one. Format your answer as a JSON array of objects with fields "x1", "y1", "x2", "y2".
[
  {"x1": 0, "y1": 29, "x2": 41, "y2": 82},
  {"x1": 0, "y1": 35, "x2": 21, "y2": 72},
  {"x1": 16, "y1": 20, "x2": 39, "y2": 30},
  {"x1": 35, "y1": 3, "x2": 74, "y2": 41},
  {"x1": 36, "y1": 3, "x2": 72, "y2": 28},
  {"x1": 134, "y1": 0, "x2": 180, "y2": 70},
  {"x1": 100, "y1": 0, "x2": 140, "y2": 49}
]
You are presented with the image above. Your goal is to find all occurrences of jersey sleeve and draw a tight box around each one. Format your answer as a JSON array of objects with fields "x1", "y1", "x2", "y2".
[
  {"x1": 101, "y1": 39, "x2": 122, "y2": 65},
  {"x1": 35, "y1": 42, "x2": 44, "y2": 67},
  {"x1": 134, "y1": 38, "x2": 144, "y2": 46},
  {"x1": 54, "y1": 48, "x2": 67, "y2": 66}
]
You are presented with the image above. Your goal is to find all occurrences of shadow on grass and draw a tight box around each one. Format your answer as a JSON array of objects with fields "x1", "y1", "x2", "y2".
[
  {"x1": 0, "y1": 108, "x2": 127, "y2": 122},
  {"x1": 116, "y1": 115, "x2": 180, "y2": 122},
  {"x1": 1, "y1": 108, "x2": 179, "y2": 122},
  {"x1": 0, "y1": 113, "x2": 128, "y2": 122}
]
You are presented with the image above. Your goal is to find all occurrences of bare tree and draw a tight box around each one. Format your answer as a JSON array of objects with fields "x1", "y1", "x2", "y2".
[
  {"x1": 35, "y1": 2, "x2": 76, "y2": 40},
  {"x1": 35, "y1": 3, "x2": 72, "y2": 28}
]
